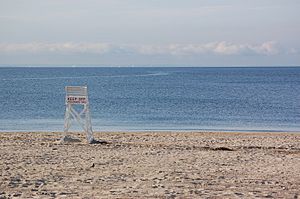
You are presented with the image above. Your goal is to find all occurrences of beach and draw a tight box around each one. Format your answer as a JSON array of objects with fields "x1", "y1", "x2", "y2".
[{"x1": 0, "y1": 131, "x2": 299, "y2": 198}]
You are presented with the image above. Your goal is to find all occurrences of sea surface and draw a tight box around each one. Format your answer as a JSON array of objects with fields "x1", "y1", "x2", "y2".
[{"x1": 0, "y1": 67, "x2": 299, "y2": 132}]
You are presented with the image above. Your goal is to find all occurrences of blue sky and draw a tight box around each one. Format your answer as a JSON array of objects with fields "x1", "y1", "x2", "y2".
[{"x1": 0, "y1": 0, "x2": 299, "y2": 66}]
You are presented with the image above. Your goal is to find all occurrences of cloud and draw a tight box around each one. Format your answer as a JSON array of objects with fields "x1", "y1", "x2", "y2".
[
  {"x1": 134, "y1": 41, "x2": 281, "y2": 56},
  {"x1": 0, "y1": 41, "x2": 282, "y2": 56},
  {"x1": 0, "y1": 42, "x2": 113, "y2": 54}
]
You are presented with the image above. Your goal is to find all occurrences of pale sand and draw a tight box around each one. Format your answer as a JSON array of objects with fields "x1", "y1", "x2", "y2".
[{"x1": 0, "y1": 132, "x2": 299, "y2": 198}]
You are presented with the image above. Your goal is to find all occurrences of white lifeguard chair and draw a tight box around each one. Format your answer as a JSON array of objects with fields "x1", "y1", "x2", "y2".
[{"x1": 62, "y1": 86, "x2": 95, "y2": 143}]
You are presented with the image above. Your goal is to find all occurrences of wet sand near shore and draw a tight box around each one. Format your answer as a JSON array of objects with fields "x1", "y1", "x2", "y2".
[{"x1": 0, "y1": 131, "x2": 299, "y2": 198}]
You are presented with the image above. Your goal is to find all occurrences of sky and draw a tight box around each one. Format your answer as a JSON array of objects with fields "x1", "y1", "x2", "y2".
[{"x1": 0, "y1": 0, "x2": 299, "y2": 66}]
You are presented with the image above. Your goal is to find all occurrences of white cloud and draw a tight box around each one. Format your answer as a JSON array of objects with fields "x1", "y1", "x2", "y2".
[
  {"x1": 288, "y1": 48, "x2": 298, "y2": 54},
  {"x1": 0, "y1": 41, "x2": 281, "y2": 56},
  {"x1": 134, "y1": 41, "x2": 281, "y2": 56},
  {"x1": 0, "y1": 42, "x2": 113, "y2": 54}
]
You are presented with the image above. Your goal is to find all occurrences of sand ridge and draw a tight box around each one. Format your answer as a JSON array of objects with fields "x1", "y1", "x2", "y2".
[{"x1": 0, "y1": 131, "x2": 299, "y2": 198}]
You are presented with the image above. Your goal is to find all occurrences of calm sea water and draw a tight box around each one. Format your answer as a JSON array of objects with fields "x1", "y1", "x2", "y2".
[{"x1": 0, "y1": 67, "x2": 299, "y2": 132}]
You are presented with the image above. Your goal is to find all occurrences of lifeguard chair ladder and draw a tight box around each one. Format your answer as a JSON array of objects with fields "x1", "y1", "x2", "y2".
[{"x1": 63, "y1": 86, "x2": 94, "y2": 143}]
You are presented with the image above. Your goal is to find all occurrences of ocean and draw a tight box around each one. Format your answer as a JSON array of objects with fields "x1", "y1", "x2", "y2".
[{"x1": 0, "y1": 67, "x2": 299, "y2": 132}]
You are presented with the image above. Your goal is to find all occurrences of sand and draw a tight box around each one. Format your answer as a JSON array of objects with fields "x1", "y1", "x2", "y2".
[{"x1": 0, "y1": 131, "x2": 299, "y2": 198}]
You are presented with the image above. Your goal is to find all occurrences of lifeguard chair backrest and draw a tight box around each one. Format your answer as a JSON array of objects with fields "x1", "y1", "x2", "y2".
[{"x1": 66, "y1": 86, "x2": 88, "y2": 96}]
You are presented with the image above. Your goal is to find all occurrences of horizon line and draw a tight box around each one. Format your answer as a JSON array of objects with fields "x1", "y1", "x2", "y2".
[{"x1": 1, "y1": 65, "x2": 300, "y2": 68}]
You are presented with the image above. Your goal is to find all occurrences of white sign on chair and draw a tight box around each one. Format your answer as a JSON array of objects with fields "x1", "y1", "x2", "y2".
[{"x1": 62, "y1": 86, "x2": 94, "y2": 143}]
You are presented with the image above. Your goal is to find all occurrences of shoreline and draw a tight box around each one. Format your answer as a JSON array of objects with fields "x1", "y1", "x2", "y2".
[
  {"x1": 1, "y1": 129, "x2": 300, "y2": 134},
  {"x1": 1, "y1": 131, "x2": 299, "y2": 198}
]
